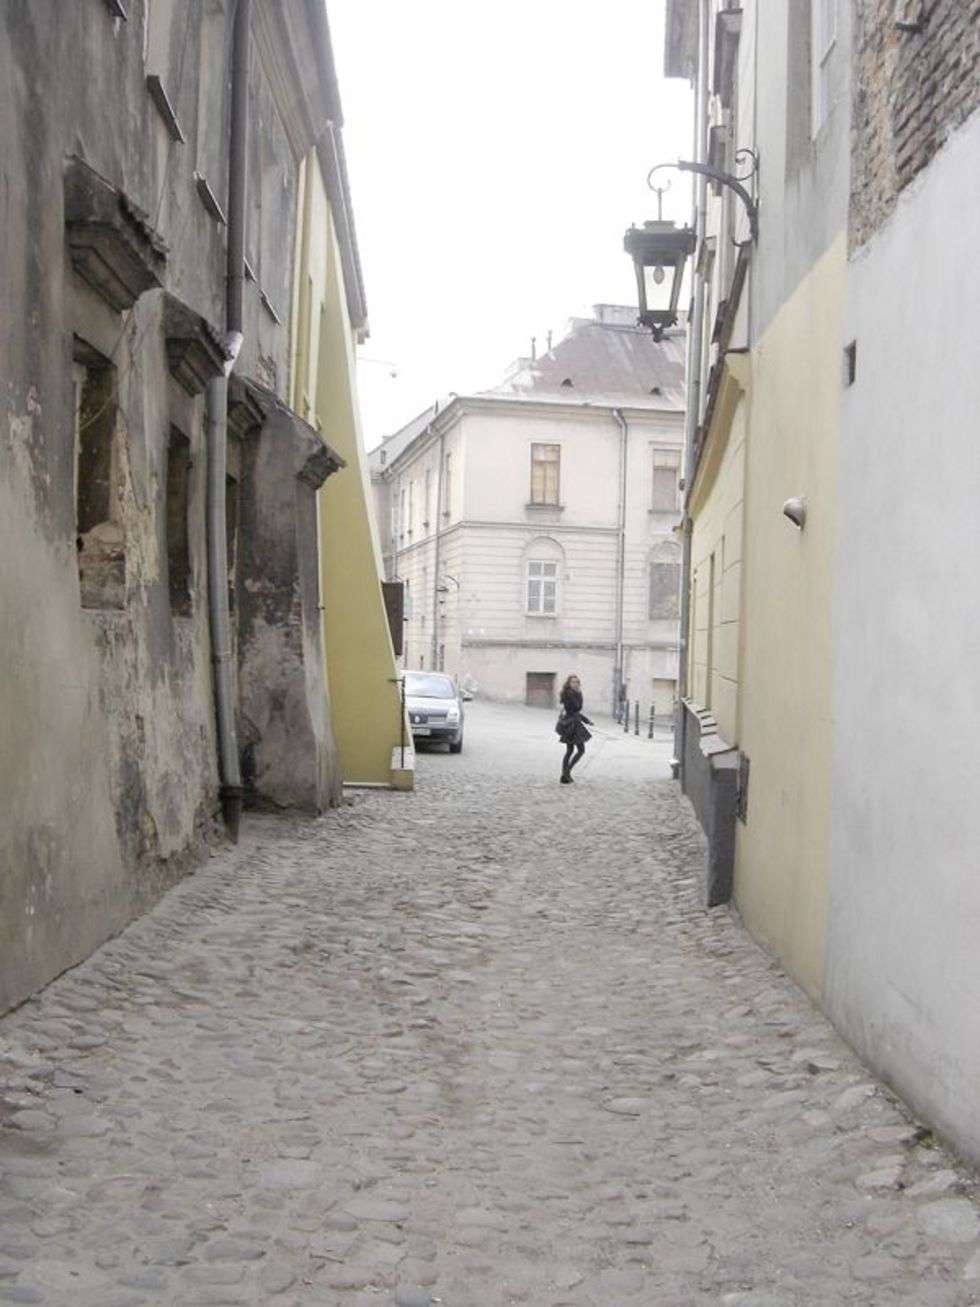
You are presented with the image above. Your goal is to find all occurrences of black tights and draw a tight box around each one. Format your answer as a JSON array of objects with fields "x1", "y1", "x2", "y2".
[{"x1": 563, "y1": 742, "x2": 585, "y2": 773}]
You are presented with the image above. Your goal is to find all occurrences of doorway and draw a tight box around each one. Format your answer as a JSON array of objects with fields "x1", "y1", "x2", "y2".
[{"x1": 525, "y1": 671, "x2": 556, "y2": 707}]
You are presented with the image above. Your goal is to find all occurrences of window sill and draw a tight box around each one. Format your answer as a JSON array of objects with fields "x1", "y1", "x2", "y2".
[
  {"x1": 146, "y1": 74, "x2": 185, "y2": 143},
  {"x1": 194, "y1": 173, "x2": 227, "y2": 225},
  {"x1": 525, "y1": 502, "x2": 564, "y2": 511},
  {"x1": 526, "y1": 611, "x2": 559, "y2": 619}
]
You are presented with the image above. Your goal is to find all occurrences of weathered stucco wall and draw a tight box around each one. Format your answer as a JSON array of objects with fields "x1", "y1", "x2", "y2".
[
  {"x1": 687, "y1": 372, "x2": 747, "y2": 747},
  {"x1": 237, "y1": 403, "x2": 343, "y2": 812},
  {"x1": 734, "y1": 236, "x2": 845, "y2": 1001},
  {"x1": 827, "y1": 109, "x2": 980, "y2": 1165},
  {"x1": 0, "y1": 5, "x2": 228, "y2": 1010},
  {"x1": 0, "y1": 1, "x2": 345, "y2": 1010}
]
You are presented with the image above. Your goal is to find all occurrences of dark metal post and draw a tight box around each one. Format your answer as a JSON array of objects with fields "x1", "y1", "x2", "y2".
[
  {"x1": 634, "y1": 701, "x2": 640, "y2": 735},
  {"x1": 623, "y1": 703, "x2": 629, "y2": 734},
  {"x1": 649, "y1": 704, "x2": 655, "y2": 739}
]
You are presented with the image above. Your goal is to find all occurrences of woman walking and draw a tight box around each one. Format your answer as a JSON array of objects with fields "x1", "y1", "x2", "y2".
[{"x1": 556, "y1": 674, "x2": 592, "y2": 784}]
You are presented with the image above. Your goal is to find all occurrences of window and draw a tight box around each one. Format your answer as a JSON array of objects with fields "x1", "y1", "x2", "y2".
[
  {"x1": 652, "y1": 448, "x2": 680, "y2": 512},
  {"x1": 399, "y1": 486, "x2": 407, "y2": 540},
  {"x1": 424, "y1": 467, "x2": 432, "y2": 529},
  {"x1": 649, "y1": 540, "x2": 681, "y2": 619},
  {"x1": 527, "y1": 559, "x2": 558, "y2": 614},
  {"x1": 407, "y1": 479, "x2": 415, "y2": 535},
  {"x1": 811, "y1": 0, "x2": 837, "y2": 136},
  {"x1": 530, "y1": 443, "x2": 560, "y2": 505},
  {"x1": 144, "y1": 0, "x2": 186, "y2": 142},
  {"x1": 166, "y1": 426, "x2": 192, "y2": 616},
  {"x1": 74, "y1": 339, "x2": 125, "y2": 610},
  {"x1": 144, "y1": 0, "x2": 176, "y2": 73},
  {"x1": 193, "y1": 0, "x2": 227, "y2": 205}
]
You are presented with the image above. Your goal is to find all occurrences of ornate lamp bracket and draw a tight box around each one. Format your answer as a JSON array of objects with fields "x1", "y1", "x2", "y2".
[{"x1": 648, "y1": 148, "x2": 760, "y2": 246}]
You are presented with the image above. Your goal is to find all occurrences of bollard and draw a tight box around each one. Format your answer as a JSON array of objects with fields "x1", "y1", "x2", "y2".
[
  {"x1": 634, "y1": 700, "x2": 640, "y2": 736},
  {"x1": 623, "y1": 703, "x2": 629, "y2": 734},
  {"x1": 648, "y1": 704, "x2": 655, "y2": 739}
]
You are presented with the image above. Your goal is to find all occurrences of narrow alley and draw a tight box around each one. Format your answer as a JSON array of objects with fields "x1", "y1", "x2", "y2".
[{"x1": 1, "y1": 705, "x2": 979, "y2": 1307}]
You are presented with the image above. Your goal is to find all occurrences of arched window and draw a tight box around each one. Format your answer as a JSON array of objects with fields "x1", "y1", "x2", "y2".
[
  {"x1": 649, "y1": 539, "x2": 681, "y2": 619},
  {"x1": 523, "y1": 536, "x2": 564, "y2": 616}
]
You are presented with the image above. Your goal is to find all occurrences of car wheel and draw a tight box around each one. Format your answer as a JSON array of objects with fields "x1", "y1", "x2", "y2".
[{"x1": 449, "y1": 733, "x2": 463, "y2": 754}]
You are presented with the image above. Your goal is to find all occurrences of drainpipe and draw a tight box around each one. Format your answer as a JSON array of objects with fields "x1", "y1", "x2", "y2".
[
  {"x1": 431, "y1": 420, "x2": 446, "y2": 670},
  {"x1": 612, "y1": 407, "x2": 629, "y2": 716},
  {"x1": 206, "y1": 0, "x2": 250, "y2": 839},
  {"x1": 673, "y1": 0, "x2": 711, "y2": 783}
]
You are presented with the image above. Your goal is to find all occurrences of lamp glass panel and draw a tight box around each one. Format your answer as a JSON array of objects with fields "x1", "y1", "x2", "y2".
[{"x1": 642, "y1": 262, "x2": 675, "y2": 315}]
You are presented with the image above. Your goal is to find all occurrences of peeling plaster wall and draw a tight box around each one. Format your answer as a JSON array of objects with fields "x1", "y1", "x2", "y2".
[
  {"x1": 237, "y1": 409, "x2": 343, "y2": 812},
  {"x1": 0, "y1": 4, "x2": 230, "y2": 1011},
  {"x1": 1, "y1": 1, "x2": 346, "y2": 1009}
]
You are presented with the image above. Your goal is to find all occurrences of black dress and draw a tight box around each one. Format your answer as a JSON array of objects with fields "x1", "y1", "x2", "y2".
[{"x1": 556, "y1": 688, "x2": 593, "y2": 746}]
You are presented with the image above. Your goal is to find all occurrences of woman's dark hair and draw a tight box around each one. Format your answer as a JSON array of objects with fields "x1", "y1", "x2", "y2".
[{"x1": 560, "y1": 675, "x2": 580, "y2": 698}]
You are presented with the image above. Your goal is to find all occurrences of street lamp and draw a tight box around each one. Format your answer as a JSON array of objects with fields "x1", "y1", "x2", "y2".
[
  {"x1": 623, "y1": 219, "x2": 696, "y2": 341},
  {"x1": 625, "y1": 151, "x2": 760, "y2": 341}
]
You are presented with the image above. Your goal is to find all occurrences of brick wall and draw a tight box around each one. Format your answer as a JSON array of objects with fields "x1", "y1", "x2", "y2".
[{"x1": 850, "y1": 0, "x2": 980, "y2": 248}]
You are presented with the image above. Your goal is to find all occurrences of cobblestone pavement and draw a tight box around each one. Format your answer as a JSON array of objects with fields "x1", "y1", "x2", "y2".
[{"x1": 2, "y1": 702, "x2": 979, "y2": 1306}]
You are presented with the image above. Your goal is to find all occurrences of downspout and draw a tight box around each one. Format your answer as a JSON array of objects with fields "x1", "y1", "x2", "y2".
[
  {"x1": 673, "y1": 0, "x2": 711, "y2": 782},
  {"x1": 612, "y1": 407, "x2": 628, "y2": 717},
  {"x1": 206, "y1": 0, "x2": 250, "y2": 839},
  {"x1": 431, "y1": 421, "x2": 446, "y2": 670}
]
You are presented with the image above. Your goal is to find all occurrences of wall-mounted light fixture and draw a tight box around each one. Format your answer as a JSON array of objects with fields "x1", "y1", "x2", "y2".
[
  {"x1": 782, "y1": 497, "x2": 807, "y2": 529},
  {"x1": 648, "y1": 149, "x2": 760, "y2": 246},
  {"x1": 623, "y1": 219, "x2": 696, "y2": 341},
  {"x1": 625, "y1": 149, "x2": 760, "y2": 340}
]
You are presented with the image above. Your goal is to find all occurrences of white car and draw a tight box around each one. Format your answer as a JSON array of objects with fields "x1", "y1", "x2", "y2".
[{"x1": 403, "y1": 671, "x2": 465, "y2": 753}]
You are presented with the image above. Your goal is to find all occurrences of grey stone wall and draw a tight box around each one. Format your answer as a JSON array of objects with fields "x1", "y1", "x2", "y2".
[
  {"x1": 236, "y1": 394, "x2": 345, "y2": 813},
  {"x1": 0, "y1": 2, "x2": 343, "y2": 1012},
  {"x1": 851, "y1": 0, "x2": 980, "y2": 248}
]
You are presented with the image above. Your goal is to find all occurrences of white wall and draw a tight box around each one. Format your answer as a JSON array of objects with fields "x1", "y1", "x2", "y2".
[
  {"x1": 826, "y1": 109, "x2": 980, "y2": 1164},
  {"x1": 384, "y1": 399, "x2": 683, "y2": 709}
]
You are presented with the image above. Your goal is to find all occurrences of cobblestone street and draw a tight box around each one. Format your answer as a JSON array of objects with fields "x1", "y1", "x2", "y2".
[{"x1": 1, "y1": 703, "x2": 979, "y2": 1306}]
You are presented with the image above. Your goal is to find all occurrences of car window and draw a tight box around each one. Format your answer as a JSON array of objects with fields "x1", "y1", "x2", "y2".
[{"x1": 404, "y1": 673, "x2": 456, "y2": 699}]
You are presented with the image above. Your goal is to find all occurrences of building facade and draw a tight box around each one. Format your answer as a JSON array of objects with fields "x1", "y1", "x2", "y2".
[
  {"x1": 667, "y1": 0, "x2": 980, "y2": 1161},
  {"x1": 0, "y1": 0, "x2": 401, "y2": 1014},
  {"x1": 371, "y1": 308, "x2": 686, "y2": 716}
]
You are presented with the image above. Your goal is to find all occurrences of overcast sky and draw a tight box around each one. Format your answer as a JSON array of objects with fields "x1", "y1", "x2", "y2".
[{"x1": 328, "y1": 1, "x2": 694, "y2": 449}]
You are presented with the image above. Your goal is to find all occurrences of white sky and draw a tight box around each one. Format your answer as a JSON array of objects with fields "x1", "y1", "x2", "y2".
[{"x1": 328, "y1": 1, "x2": 694, "y2": 449}]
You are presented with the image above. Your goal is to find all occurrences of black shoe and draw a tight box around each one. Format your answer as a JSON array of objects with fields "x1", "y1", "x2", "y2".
[{"x1": 560, "y1": 770, "x2": 572, "y2": 784}]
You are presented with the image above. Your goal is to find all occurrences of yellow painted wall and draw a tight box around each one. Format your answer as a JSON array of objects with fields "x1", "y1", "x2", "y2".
[
  {"x1": 734, "y1": 234, "x2": 845, "y2": 1000},
  {"x1": 688, "y1": 362, "x2": 749, "y2": 746},
  {"x1": 298, "y1": 158, "x2": 403, "y2": 784}
]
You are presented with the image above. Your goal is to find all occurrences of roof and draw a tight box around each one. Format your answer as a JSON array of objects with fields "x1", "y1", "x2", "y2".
[
  {"x1": 371, "y1": 307, "x2": 686, "y2": 476},
  {"x1": 486, "y1": 307, "x2": 686, "y2": 411},
  {"x1": 368, "y1": 400, "x2": 444, "y2": 475}
]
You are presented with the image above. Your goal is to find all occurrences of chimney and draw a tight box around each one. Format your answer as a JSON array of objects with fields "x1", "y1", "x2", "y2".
[{"x1": 530, "y1": 336, "x2": 537, "y2": 361}]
